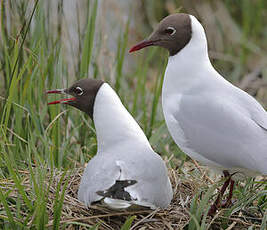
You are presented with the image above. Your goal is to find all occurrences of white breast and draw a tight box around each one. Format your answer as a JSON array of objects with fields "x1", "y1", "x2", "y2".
[
  {"x1": 161, "y1": 15, "x2": 225, "y2": 168},
  {"x1": 162, "y1": 91, "x2": 220, "y2": 167}
]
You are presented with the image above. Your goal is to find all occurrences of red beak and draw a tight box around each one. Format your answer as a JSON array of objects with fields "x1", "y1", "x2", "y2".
[
  {"x1": 129, "y1": 40, "x2": 157, "y2": 53},
  {"x1": 46, "y1": 89, "x2": 76, "y2": 105},
  {"x1": 46, "y1": 89, "x2": 64, "y2": 94},
  {"x1": 47, "y1": 98, "x2": 76, "y2": 105}
]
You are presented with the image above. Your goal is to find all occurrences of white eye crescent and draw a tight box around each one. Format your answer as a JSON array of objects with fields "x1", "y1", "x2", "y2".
[
  {"x1": 75, "y1": 86, "x2": 83, "y2": 96},
  {"x1": 166, "y1": 26, "x2": 176, "y2": 36}
]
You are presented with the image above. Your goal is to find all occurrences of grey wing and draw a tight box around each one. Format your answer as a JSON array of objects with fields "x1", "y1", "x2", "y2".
[
  {"x1": 177, "y1": 92, "x2": 267, "y2": 174},
  {"x1": 78, "y1": 151, "x2": 173, "y2": 208},
  {"x1": 119, "y1": 154, "x2": 173, "y2": 208},
  {"x1": 78, "y1": 155, "x2": 121, "y2": 206},
  {"x1": 236, "y1": 87, "x2": 267, "y2": 130}
]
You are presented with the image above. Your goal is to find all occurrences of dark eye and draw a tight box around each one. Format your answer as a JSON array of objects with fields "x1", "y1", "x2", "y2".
[
  {"x1": 165, "y1": 26, "x2": 176, "y2": 36},
  {"x1": 74, "y1": 86, "x2": 83, "y2": 96}
]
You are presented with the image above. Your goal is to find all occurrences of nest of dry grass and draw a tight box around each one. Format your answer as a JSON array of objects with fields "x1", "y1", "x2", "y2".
[
  {"x1": 1, "y1": 163, "x2": 265, "y2": 229},
  {"x1": 45, "y1": 168, "x2": 195, "y2": 229}
]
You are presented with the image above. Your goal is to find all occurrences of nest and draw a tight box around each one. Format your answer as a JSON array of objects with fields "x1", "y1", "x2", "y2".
[
  {"x1": 1, "y1": 164, "x2": 265, "y2": 229},
  {"x1": 45, "y1": 168, "x2": 195, "y2": 229}
]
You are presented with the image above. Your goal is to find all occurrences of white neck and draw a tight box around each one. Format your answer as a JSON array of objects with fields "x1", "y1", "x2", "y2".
[
  {"x1": 163, "y1": 15, "x2": 216, "y2": 97},
  {"x1": 93, "y1": 83, "x2": 151, "y2": 153}
]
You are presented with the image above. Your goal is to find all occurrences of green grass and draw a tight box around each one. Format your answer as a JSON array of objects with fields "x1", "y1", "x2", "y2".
[{"x1": 0, "y1": 0, "x2": 266, "y2": 229}]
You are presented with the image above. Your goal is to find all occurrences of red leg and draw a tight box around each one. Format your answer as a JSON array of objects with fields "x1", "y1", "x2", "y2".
[
  {"x1": 222, "y1": 179, "x2": 235, "y2": 208},
  {"x1": 208, "y1": 171, "x2": 231, "y2": 216}
]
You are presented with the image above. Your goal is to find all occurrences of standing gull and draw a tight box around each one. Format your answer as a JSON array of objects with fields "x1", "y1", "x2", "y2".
[
  {"x1": 47, "y1": 78, "x2": 173, "y2": 209},
  {"x1": 130, "y1": 13, "x2": 267, "y2": 214}
]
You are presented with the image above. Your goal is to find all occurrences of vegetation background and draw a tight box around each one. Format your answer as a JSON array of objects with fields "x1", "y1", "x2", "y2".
[{"x1": 0, "y1": 0, "x2": 266, "y2": 229}]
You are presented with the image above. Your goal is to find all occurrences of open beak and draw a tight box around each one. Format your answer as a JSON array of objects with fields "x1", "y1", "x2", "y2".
[
  {"x1": 129, "y1": 39, "x2": 159, "y2": 53},
  {"x1": 46, "y1": 89, "x2": 76, "y2": 105}
]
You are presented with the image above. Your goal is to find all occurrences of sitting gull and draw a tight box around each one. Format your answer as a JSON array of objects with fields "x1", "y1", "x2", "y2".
[{"x1": 47, "y1": 78, "x2": 173, "y2": 209}]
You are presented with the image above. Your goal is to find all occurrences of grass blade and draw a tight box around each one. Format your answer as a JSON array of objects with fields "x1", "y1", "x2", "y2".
[
  {"x1": 121, "y1": 215, "x2": 136, "y2": 230},
  {"x1": 80, "y1": 0, "x2": 98, "y2": 78}
]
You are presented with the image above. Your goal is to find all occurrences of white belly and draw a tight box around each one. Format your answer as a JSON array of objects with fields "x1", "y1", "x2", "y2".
[{"x1": 162, "y1": 94, "x2": 220, "y2": 168}]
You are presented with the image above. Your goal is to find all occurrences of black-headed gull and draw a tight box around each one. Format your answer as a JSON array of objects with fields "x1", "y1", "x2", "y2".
[
  {"x1": 47, "y1": 78, "x2": 173, "y2": 209},
  {"x1": 130, "y1": 13, "x2": 267, "y2": 214}
]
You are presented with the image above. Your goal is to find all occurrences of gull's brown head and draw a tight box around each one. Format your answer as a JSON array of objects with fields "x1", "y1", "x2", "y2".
[
  {"x1": 47, "y1": 79, "x2": 104, "y2": 118},
  {"x1": 129, "y1": 13, "x2": 192, "y2": 56}
]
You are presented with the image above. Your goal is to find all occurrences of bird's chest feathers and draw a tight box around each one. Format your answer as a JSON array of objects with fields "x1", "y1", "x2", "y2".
[
  {"x1": 162, "y1": 58, "x2": 204, "y2": 123},
  {"x1": 162, "y1": 93, "x2": 188, "y2": 150},
  {"x1": 162, "y1": 54, "x2": 214, "y2": 150},
  {"x1": 163, "y1": 61, "x2": 198, "y2": 95}
]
